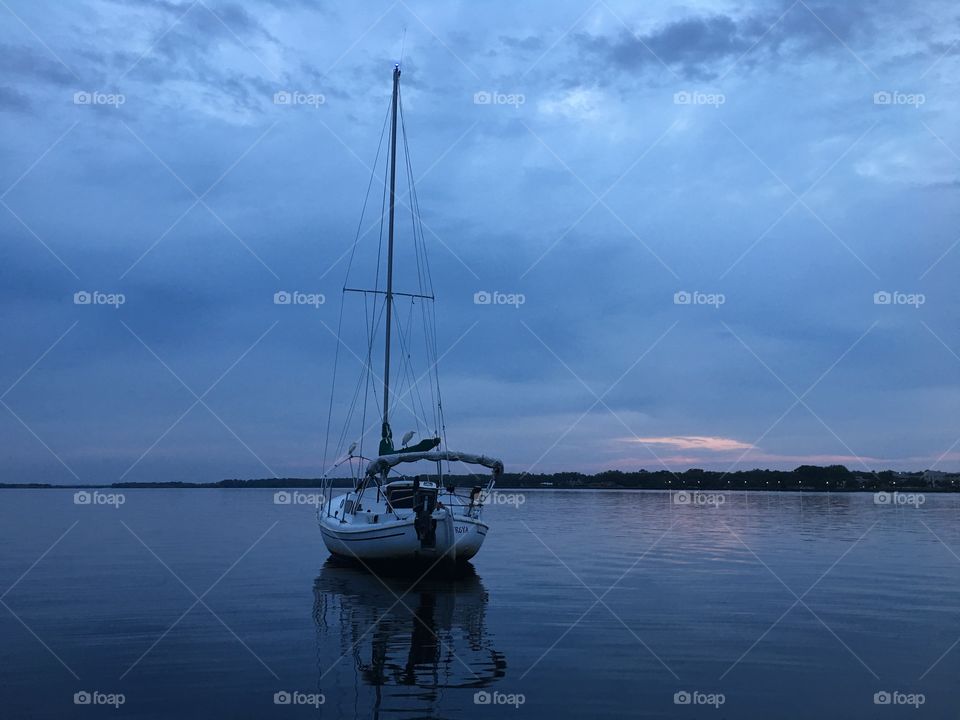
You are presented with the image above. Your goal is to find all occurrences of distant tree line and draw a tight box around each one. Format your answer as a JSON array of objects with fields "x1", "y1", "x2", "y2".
[
  {"x1": 493, "y1": 465, "x2": 958, "y2": 491},
  {"x1": 3, "y1": 465, "x2": 957, "y2": 491}
]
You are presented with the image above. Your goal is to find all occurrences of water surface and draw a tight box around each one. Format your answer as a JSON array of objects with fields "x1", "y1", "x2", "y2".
[{"x1": 1, "y1": 489, "x2": 958, "y2": 718}]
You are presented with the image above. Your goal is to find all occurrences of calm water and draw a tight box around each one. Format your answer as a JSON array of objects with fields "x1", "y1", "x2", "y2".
[{"x1": 1, "y1": 489, "x2": 959, "y2": 718}]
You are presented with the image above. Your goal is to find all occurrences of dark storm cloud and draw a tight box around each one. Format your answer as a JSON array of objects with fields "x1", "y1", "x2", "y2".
[
  {"x1": 0, "y1": 85, "x2": 32, "y2": 112},
  {"x1": 574, "y1": 1, "x2": 878, "y2": 81},
  {"x1": 0, "y1": 43, "x2": 76, "y2": 86},
  {"x1": 105, "y1": 0, "x2": 278, "y2": 40},
  {"x1": 498, "y1": 35, "x2": 544, "y2": 52},
  {"x1": 132, "y1": 5, "x2": 276, "y2": 67}
]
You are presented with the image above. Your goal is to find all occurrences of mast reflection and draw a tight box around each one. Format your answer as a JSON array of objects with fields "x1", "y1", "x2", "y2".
[{"x1": 313, "y1": 559, "x2": 505, "y2": 718}]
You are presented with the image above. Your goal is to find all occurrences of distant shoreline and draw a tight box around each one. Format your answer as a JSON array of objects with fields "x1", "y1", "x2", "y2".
[{"x1": 2, "y1": 465, "x2": 957, "y2": 492}]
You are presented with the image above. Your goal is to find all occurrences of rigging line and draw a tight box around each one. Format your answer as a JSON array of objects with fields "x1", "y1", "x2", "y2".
[
  {"x1": 390, "y1": 91, "x2": 432, "y2": 433},
  {"x1": 333, "y1": 301, "x2": 372, "y2": 460},
  {"x1": 397, "y1": 297, "x2": 424, "y2": 418},
  {"x1": 400, "y1": 91, "x2": 437, "y2": 305},
  {"x1": 410, "y1": 190, "x2": 438, "y2": 433},
  {"x1": 350, "y1": 292, "x2": 389, "y2": 463},
  {"x1": 374, "y1": 127, "x2": 388, "y2": 295},
  {"x1": 403, "y1": 299, "x2": 432, "y2": 430},
  {"x1": 400, "y1": 99, "x2": 424, "y2": 306},
  {"x1": 321, "y1": 288, "x2": 347, "y2": 475},
  {"x1": 329, "y1": 95, "x2": 391, "y2": 478},
  {"x1": 400, "y1": 104, "x2": 442, "y2": 408},
  {"x1": 335, "y1": 351, "x2": 367, "y2": 463},
  {"x1": 357, "y1": 291, "x2": 373, "y2": 460},
  {"x1": 337, "y1": 263, "x2": 389, "y2": 467},
  {"x1": 343, "y1": 101, "x2": 392, "y2": 290},
  {"x1": 399, "y1": 91, "x2": 430, "y2": 301},
  {"x1": 336, "y1": 289, "x2": 379, "y2": 461},
  {"x1": 392, "y1": 299, "x2": 430, "y2": 432},
  {"x1": 398, "y1": 299, "x2": 419, "y2": 423},
  {"x1": 354, "y1": 107, "x2": 393, "y2": 458},
  {"x1": 366, "y1": 293, "x2": 387, "y2": 422},
  {"x1": 398, "y1": 120, "x2": 437, "y2": 433},
  {"x1": 399, "y1": 92, "x2": 441, "y2": 434}
]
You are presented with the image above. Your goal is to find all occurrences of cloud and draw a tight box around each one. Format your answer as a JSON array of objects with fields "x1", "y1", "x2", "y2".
[
  {"x1": 855, "y1": 135, "x2": 960, "y2": 187},
  {"x1": 622, "y1": 436, "x2": 755, "y2": 452},
  {"x1": 538, "y1": 87, "x2": 605, "y2": 121},
  {"x1": 0, "y1": 85, "x2": 32, "y2": 113},
  {"x1": 573, "y1": 1, "x2": 878, "y2": 81},
  {"x1": 0, "y1": 43, "x2": 75, "y2": 87},
  {"x1": 499, "y1": 34, "x2": 544, "y2": 52}
]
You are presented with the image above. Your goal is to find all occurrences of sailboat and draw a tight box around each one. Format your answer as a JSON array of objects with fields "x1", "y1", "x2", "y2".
[{"x1": 317, "y1": 65, "x2": 502, "y2": 566}]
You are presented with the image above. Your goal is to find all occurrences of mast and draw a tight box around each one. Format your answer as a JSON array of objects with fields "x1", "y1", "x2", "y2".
[{"x1": 380, "y1": 64, "x2": 400, "y2": 454}]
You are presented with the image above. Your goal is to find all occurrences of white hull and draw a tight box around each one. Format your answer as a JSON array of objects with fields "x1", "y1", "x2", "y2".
[
  {"x1": 319, "y1": 508, "x2": 488, "y2": 563},
  {"x1": 318, "y1": 453, "x2": 501, "y2": 565}
]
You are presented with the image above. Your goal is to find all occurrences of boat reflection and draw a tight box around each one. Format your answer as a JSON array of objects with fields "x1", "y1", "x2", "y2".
[{"x1": 313, "y1": 559, "x2": 506, "y2": 718}]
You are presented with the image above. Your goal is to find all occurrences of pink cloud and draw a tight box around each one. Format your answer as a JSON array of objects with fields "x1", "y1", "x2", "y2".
[{"x1": 621, "y1": 436, "x2": 755, "y2": 452}]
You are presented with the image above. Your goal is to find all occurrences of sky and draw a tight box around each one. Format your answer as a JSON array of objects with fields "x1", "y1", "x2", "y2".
[{"x1": 0, "y1": 0, "x2": 958, "y2": 484}]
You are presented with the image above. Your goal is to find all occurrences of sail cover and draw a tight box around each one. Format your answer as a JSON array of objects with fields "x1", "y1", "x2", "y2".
[{"x1": 366, "y1": 450, "x2": 504, "y2": 478}]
